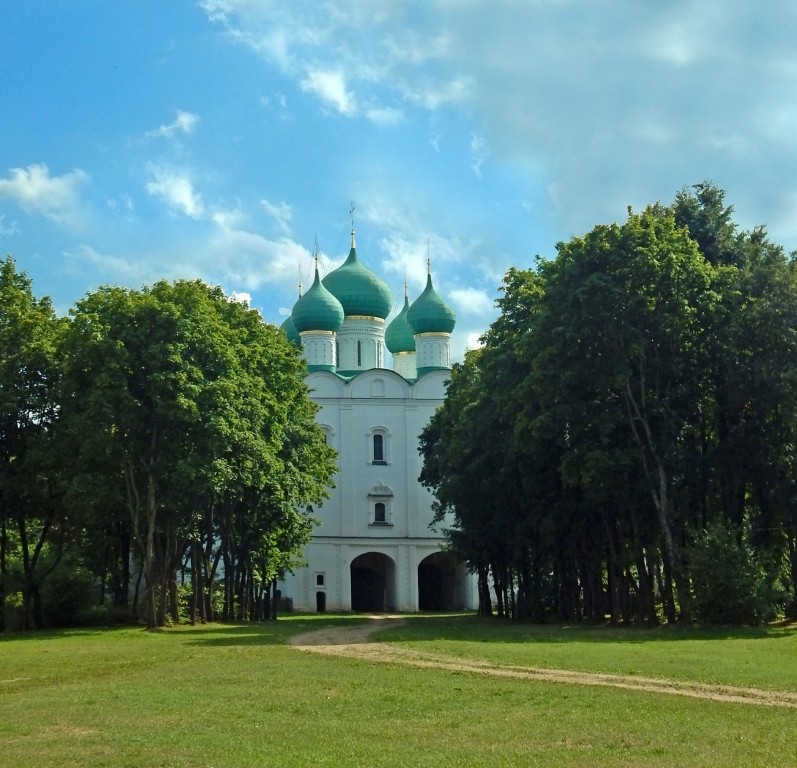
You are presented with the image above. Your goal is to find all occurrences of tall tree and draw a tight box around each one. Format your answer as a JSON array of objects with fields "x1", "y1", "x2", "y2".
[
  {"x1": 0, "y1": 257, "x2": 66, "y2": 630},
  {"x1": 60, "y1": 280, "x2": 335, "y2": 628}
]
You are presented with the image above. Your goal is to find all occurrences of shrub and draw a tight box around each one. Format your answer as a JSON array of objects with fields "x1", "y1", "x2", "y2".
[{"x1": 688, "y1": 520, "x2": 779, "y2": 626}]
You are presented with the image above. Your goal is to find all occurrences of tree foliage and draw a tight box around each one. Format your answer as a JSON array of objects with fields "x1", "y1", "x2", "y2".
[
  {"x1": 1, "y1": 271, "x2": 335, "y2": 630},
  {"x1": 0, "y1": 257, "x2": 67, "y2": 630},
  {"x1": 420, "y1": 184, "x2": 797, "y2": 624}
]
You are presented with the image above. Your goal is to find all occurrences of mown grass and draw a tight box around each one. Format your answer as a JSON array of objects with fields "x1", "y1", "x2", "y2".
[{"x1": 1, "y1": 614, "x2": 795, "y2": 767}]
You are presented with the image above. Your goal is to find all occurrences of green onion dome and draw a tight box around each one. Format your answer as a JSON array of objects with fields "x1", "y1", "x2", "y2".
[
  {"x1": 280, "y1": 314, "x2": 301, "y2": 346},
  {"x1": 291, "y1": 265, "x2": 344, "y2": 333},
  {"x1": 385, "y1": 293, "x2": 416, "y2": 353},
  {"x1": 322, "y1": 232, "x2": 393, "y2": 319},
  {"x1": 407, "y1": 273, "x2": 456, "y2": 334}
]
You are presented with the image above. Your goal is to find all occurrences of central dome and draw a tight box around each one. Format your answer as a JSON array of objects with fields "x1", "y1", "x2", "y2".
[{"x1": 322, "y1": 232, "x2": 393, "y2": 320}]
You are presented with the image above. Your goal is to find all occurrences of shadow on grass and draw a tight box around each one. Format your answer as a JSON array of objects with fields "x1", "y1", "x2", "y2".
[
  {"x1": 378, "y1": 612, "x2": 796, "y2": 646},
  {"x1": 179, "y1": 614, "x2": 376, "y2": 647},
  {"x1": 178, "y1": 612, "x2": 796, "y2": 648}
]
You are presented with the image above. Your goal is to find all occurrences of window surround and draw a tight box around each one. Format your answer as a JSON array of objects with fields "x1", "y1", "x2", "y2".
[{"x1": 368, "y1": 482, "x2": 394, "y2": 526}]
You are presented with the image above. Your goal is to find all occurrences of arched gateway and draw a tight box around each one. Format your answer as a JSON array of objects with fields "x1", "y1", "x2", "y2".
[
  {"x1": 350, "y1": 552, "x2": 396, "y2": 612},
  {"x1": 418, "y1": 551, "x2": 465, "y2": 610}
]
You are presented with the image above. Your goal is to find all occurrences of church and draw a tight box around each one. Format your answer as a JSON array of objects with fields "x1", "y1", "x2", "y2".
[{"x1": 278, "y1": 228, "x2": 477, "y2": 612}]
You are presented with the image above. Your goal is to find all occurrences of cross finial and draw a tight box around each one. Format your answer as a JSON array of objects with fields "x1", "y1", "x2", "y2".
[
  {"x1": 426, "y1": 238, "x2": 431, "y2": 275},
  {"x1": 350, "y1": 201, "x2": 355, "y2": 231}
]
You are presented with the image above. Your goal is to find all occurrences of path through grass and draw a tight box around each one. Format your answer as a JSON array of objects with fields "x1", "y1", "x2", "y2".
[{"x1": 1, "y1": 614, "x2": 795, "y2": 767}]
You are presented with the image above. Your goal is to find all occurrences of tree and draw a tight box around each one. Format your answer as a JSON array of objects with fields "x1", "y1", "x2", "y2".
[
  {"x1": 421, "y1": 187, "x2": 797, "y2": 624},
  {"x1": 0, "y1": 257, "x2": 67, "y2": 630},
  {"x1": 60, "y1": 279, "x2": 336, "y2": 628}
]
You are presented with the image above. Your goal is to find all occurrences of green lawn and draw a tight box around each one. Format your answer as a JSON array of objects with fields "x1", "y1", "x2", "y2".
[{"x1": 1, "y1": 614, "x2": 795, "y2": 767}]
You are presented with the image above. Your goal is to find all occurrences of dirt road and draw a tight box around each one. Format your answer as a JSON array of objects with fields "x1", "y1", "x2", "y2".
[{"x1": 289, "y1": 617, "x2": 797, "y2": 709}]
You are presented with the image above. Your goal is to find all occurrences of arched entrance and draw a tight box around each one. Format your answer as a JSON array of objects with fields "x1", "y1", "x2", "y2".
[
  {"x1": 350, "y1": 552, "x2": 396, "y2": 612},
  {"x1": 418, "y1": 552, "x2": 461, "y2": 611},
  {"x1": 316, "y1": 591, "x2": 326, "y2": 612}
]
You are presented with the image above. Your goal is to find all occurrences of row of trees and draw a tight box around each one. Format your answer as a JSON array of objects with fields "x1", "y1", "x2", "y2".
[
  {"x1": 421, "y1": 184, "x2": 797, "y2": 625},
  {"x1": 0, "y1": 265, "x2": 336, "y2": 630}
]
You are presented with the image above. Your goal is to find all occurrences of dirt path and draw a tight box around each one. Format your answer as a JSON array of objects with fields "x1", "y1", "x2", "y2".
[{"x1": 289, "y1": 617, "x2": 797, "y2": 709}]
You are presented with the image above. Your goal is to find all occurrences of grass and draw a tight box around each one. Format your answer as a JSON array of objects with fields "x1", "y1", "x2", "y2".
[{"x1": 0, "y1": 614, "x2": 795, "y2": 767}]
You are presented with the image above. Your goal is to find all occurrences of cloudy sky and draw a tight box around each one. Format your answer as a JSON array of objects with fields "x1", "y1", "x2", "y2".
[{"x1": 2, "y1": 1, "x2": 796, "y2": 359}]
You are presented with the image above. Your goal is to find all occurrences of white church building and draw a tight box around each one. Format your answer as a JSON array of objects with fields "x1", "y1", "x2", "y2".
[{"x1": 278, "y1": 229, "x2": 477, "y2": 612}]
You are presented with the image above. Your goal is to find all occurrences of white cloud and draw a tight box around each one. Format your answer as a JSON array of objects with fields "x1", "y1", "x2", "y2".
[
  {"x1": 399, "y1": 75, "x2": 474, "y2": 110},
  {"x1": 0, "y1": 213, "x2": 19, "y2": 237},
  {"x1": 146, "y1": 110, "x2": 200, "y2": 139},
  {"x1": 0, "y1": 164, "x2": 89, "y2": 230},
  {"x1": 469, "y1": 133, "x2": 488, "y2": 178},
  {"x1": 465, "y1": 332, "x2": 484, "y2": 351},
  {"x1": 261, "y1": 199, "x2": 293, "y2": 234},
  {"x1": 68, "y1": 244, "x2": 157, "y2": 283},
  {"x1": 300, "y1": 68, "x2": 356, "y2": 116},
  {"x1": 450, "y1": 286, "x2": 494, "y2": 317},
  {"x1": 146, "y1": 167, "x2": 204, "y2": 219},
  {"x1": 366, "y1": 106, "x2": 404, "y2": 126},
  {"x1": 209, "y1": 213, "x2": 313, "y2": 294}
]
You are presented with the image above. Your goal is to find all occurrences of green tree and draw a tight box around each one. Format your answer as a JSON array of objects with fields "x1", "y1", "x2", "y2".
[
  {"x1": 60, "y1": 280, "x2": 335, "y2": 628},
  {"x1": 0, "y1": 257, "x2": 67, "y2": 630}
]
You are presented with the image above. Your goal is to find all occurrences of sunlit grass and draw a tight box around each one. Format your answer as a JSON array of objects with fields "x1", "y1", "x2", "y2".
[{"x1": 1, "y1": 614, "x2": 795, "y2": 767}]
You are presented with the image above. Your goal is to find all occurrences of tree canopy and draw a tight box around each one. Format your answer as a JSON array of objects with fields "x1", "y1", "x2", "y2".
[
  {"x1": 420, "y1": 184, "x2": 797, "y2": 624},
  {"x1": 1, "y1": 271, "x2": 336, "y2": 630}
]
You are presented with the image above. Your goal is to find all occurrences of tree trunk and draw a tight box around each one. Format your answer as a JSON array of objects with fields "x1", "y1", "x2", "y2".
[{"x1": 624, "y1": 379, "x2": 691, "y2": 622}]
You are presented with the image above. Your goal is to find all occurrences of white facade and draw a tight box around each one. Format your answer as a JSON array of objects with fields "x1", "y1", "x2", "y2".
[{"x1": 282, "y1": 368, "x2": 476, "y2": 612}]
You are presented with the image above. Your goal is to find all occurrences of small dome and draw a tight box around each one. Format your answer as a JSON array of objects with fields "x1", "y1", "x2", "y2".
[
  {"x1": 407, "y1": 273, "x2": 456, "y2": 334},
  {"x1": 385, "y1": 293, "x2": 416, "y2": 353},
  {"x1": 291, "y1": 265, "x2": 344, "y2": 333},
  {"x1": 323, "y1": 232, "x2": 393, "y2": 319},
  {"x1": 280, "y1": 314, "x2": 301, "y2": 346}
]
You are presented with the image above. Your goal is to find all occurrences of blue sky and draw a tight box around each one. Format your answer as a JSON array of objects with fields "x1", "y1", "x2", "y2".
[{"x1": 2, "y1": 1, "x2": 796, "y2": 360}]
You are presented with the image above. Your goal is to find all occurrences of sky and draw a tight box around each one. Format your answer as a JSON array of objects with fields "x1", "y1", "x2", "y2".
[{"x1": 2, "y1": 1, "x2": 797, "y2": 361}]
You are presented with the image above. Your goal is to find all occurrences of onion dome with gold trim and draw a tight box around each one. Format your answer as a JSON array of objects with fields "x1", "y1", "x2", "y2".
[
  {"x1": 407, "y1": 270, "x2": 456, "y2": 334},
  {"x1": 322, "y1": 230, "x2": 392, "y2": 319},
  {"x1": 385, "y1": 286, "x2": 416, "y2": 354},
  {"x1": 291, "y1": 262, "x2": 344, "y2": 333}
]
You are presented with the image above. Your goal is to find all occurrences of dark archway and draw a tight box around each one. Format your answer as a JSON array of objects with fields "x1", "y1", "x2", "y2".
[
  {"x1": 316, "y1": 591, "x2": 326, "y2": 612},
  {"x1": 350, "y1": 552, "x2": 395, "y2": 612},
  {"x1": 418, "y1": 552, "x2": 461, "y2": 611}
]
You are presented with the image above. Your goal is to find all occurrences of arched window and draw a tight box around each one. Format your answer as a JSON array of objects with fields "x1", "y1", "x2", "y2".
[
  {"x1": 369, "y1": 428, "x2": 389, "y2": 465},
  {"x1": 374, "y1": 502, "x2": 386, "y2": 523}
]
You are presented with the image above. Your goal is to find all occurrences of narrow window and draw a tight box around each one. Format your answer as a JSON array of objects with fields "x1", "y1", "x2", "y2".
[
  {"x1": 316, "y1": 573, "x2": 325, "y2": 587},
  {"x1": 374, "y1": 503, "x2": 386, "y2": 523},
  {"x1": 357, "y1": 340, "x2": 362, "y2": 367},
  {"x1": 373, "y1": 434, "x2": 384, "y2": 463}
]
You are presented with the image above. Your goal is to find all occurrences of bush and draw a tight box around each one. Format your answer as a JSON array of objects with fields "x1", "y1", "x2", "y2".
[{"x1": 688, "y1": 520, "x2": 779, "y2": 626}]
